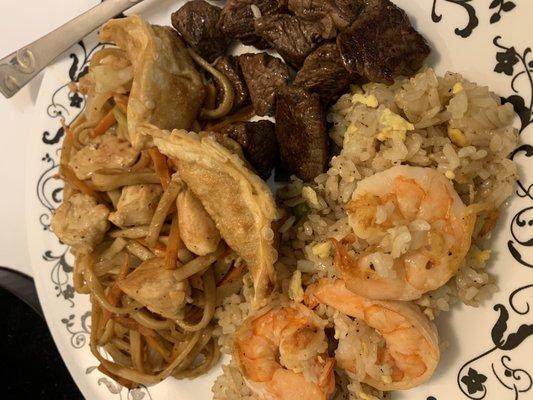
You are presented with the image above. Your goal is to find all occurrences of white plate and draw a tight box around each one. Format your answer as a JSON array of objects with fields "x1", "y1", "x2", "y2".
[{"x1": 26, "y1": 1, "x2": 533, "y2": 399}]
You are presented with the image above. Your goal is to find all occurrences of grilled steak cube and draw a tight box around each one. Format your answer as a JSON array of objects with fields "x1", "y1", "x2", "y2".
[
  {"x1": 294, "y1": 42, "x2": 357, "y2": 105},
  {"x1": 171, "y1": 0, "x2": 228, "y2": 62},
  {"x1": 238, "y1": 52, "x2": 290, "y2": 117},
  {"x1": 275, "y1": 86, "x2": 328, "y2": 181},
  {"x1": 337, "y1": 0, "x2": 430, "y2": 84}
]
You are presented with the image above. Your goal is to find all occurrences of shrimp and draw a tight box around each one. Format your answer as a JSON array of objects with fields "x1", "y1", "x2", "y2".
[
  {"x1": 339, "y1": 165, "x2": 476, "y2": 300},
  {"x1": 305, "y1": 279, "x2": 439, "y2": 391},
  {"x1": 233, "y1": 303, "x2": 335, "y2": 400}
]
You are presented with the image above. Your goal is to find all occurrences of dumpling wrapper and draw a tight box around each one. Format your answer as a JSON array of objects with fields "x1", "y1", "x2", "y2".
[
  {"x1": 138, "y1": 124, "x2": 278, "y2": 309},
  {"x1": 100, "y1": 15, "x2": 205, "y2": 149}
]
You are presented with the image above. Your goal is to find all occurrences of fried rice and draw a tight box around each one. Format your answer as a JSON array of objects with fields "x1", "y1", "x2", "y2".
[{"x1": 212, "y1": 68, "x2": 519, "y2": 399}]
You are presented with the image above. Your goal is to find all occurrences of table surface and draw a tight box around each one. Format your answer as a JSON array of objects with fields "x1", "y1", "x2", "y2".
[{"x1": 0, "y1": 1, "x2": 99, "y2": 277}]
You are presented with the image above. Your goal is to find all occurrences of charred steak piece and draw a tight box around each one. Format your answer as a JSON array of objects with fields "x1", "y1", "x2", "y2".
[
  {"x1": 219, "y1": 0, "x2": 288, "y2": 48},
  {"x1": 254, "y1": 14, "x2": 323, "y2": 67},
  {"x1": 275, "y1": 86, "x2": 328, "y2": 181},
  {"x1": 214, "y1": 56, "x2": 250, "y2": 111},
  {"x1": 337, "y1": 0, "x2": 430, "y2": 84},
  {"x1": 288, "y1": 0, "x2": 363, "y2": 36},
  {"x1": 171, "y1": 0, "x2": 228, "y2": 62},
  {"x1": 238, "y1": 53, "x2": 290, "y2": 117},
  {"x1": 294, "y1": 42, "x2": 356, "y2": 105},
  {"x1": 219, "y1": 120, "x2": 278, "y2": 179}
]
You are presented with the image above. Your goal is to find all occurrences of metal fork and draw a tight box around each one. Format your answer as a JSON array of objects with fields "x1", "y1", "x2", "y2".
[{"x1": 0, "y1": 0, "x2": 144, "y2": 98}]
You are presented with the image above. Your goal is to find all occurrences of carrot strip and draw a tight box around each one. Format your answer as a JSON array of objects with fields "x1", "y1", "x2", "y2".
[
  {"x1": 144, "y1": 335, "x2": 172, "y2": 362},
  {"x1": 91, "y1": 110, "x2": 116, "y2": 138},
  {"x1": 61, "y1": 165, "x2": 104, "y2": 202},
  {"x1": 113, "y1": 316, "x2": 157, "y2": 337},
  {"x1": 148, "y1": 148, "x2": 171, "y2": 189},
  {"x1": 102, "y1": 254, "x2": 130, "y2": 326},
  {"x1": 165, "y1": 213, "x2": 181, "y2": 270}
]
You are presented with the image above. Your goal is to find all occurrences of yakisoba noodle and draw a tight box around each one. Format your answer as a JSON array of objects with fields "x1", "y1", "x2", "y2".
[{"x1": 52, "y1": 15, "x2": 248, "y2": 387}]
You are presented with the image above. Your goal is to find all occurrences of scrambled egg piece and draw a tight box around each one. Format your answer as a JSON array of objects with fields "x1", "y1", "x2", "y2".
[
  {"x1": 452, "y1": 82, "x2": 464, "y2": 94},
  {"x1": 312, "y1": 241, "x2": 331, "y2": 258},
  {"x1": 302, "y1": 186, "x2": 321, "y2": 209},
  {"x1": 352, "y1": 93, "x2": 379, "y2": 108},
  {"x1": 344, "y1": 123, "x2": 358, "y2": 139},
  {"x1": 288, "y1": 270, "x2": 304, "y2": 303},
  {"x1": 358, "y1": 391, "x2": 381, "y2": 400},
  {"x1": 424, "y1": 308, "x2": 435, "y2": 320},
  {"x1": 448, "y1": 126, "x2": 468, "y2": 146},
  {"x1": 376, "y1": 108, "x2": 414, "y2": 141},
  {"x1": 472, "y1": 246, "x2": 491, "y2": 263},
  {"x1": 445, "y1": 170, "x2": 456, "y2": 180}
]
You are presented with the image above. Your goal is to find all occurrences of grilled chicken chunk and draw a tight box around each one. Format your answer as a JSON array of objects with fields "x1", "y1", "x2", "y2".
[
  {"x1": 119, "y1": 258, "x2": 191, "y2": 319},
  {"x1": 51, "y1": 193, "x2": 110, "y2": 253},
  {"x1": 69, "y1": 134, "x2": 139, "y2": 180},
  {"x1": 108, "y1": 184, "x2": 163, "y2": 227}
]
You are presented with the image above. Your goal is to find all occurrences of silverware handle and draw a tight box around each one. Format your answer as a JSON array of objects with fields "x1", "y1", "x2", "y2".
[{"x1": 0, "y1": 0, "x2": 143, "y2": 98}]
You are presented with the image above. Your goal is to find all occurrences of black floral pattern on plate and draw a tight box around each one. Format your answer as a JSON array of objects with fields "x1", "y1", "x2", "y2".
[
  {"x1": 431, "y1": 0, "x2": 516, "y2": 38},
  {"x1": 457, "y1": 285, "x2": 533, "y2": 399},
  {"x1": 489, "y1": 0, "x2": 517, "y2": 24},
  {"x1": 42, "y1": 41, "x2": 104, "y2": 145},
  {"x1": 494, "y1": 36, "x2": 533, "y2": 133},
  {"x1": 35, "y1": 37, "x2": 153, "y2": 399},
  {"x1": 86, "y1": 367, "x2": 153, "y2": 400},
  {"x1": 431, "y1": 0, "x2": 479, "y2": 38},
  {"x1": 44, "y1": 248, "x2": 75, "y2": 306},
  {"x1": 461, "y1": 368, "x2": 488, "y2": 395},
  {"x1": 61, "y1": 311, "x2": 91, "y2": 348}
]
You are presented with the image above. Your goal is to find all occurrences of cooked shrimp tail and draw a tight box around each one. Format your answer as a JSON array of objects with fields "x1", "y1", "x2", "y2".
[
  {"x1": 233, "y1": 302, "x2": 336, "y2": 400},
  {"x1": 305, "y1": 279, "x2": 439, "y2": 391},
  {"x1": 340, "y1": 165, "x2": 476, "y2": 300}
]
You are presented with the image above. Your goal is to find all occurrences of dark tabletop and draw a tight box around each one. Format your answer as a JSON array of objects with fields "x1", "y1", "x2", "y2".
[{"x1": 0, "y1": 269, "x2": 83, "y2": 399}]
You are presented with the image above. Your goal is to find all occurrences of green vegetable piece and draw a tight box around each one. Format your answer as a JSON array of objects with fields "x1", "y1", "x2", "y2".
[{"x1": 292, "y1": 202, "x2": 311, "y2": 220}]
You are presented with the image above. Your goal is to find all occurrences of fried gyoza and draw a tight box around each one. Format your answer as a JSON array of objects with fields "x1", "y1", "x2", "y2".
[
  {"x1": 139, "y1": 124, "x2": 278, "y2": 309},
  {"x1": 100, "y1": 16, "x2": 205, "y2": 149}
]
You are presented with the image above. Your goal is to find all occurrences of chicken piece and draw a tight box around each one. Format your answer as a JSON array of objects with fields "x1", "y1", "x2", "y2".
[
  {"x1": 51, "y1": 193, "x2": 110, "y2": 254},
  {"x1": 139, "y1": 124, "x2": 278, "y2": 309},
  {"x1": 238, "y1": 53, "x2": 290, "y2": 117},
  {"x1": 118, "y1": 258, "x2": 191, "y2": 319},
  {"x1": 108, "y1": 184, "x2": 163, "y2": 228},
  {"x1": 177, "y1": 188, "x2": 221, "y2": 256},
  {"x1": 69, "y1": 134, "x2": 139, "y2": 180}
]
